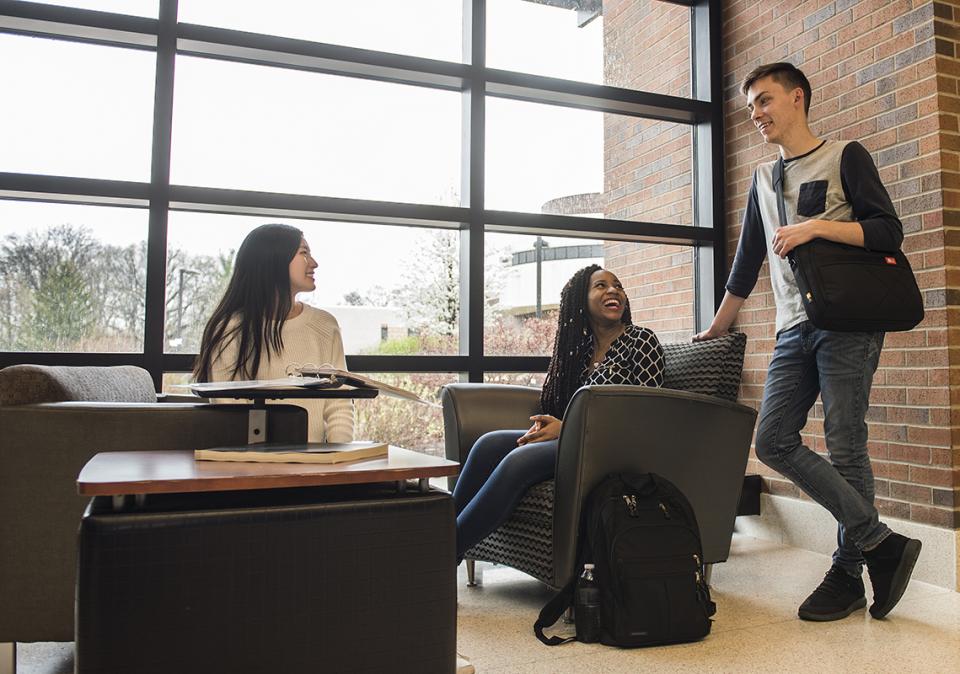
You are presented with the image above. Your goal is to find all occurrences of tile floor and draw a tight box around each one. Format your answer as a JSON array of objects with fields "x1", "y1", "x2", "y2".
[
  {"x1": 455, "y1": 533, "x2": 960, "y2": 673},
  {"x1": 16, "y1": 533, "x2": 960, "y2": 673}
]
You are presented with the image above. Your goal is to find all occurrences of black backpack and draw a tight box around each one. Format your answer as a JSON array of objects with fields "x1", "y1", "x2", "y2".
[{"x1": 534, "y1": 472, "x2": 716, "y2": 647}]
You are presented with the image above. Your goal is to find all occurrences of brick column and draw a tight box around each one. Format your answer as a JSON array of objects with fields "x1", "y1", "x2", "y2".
[{"x1": 722, "y1": 0, "x2": 957, "y2": 533}]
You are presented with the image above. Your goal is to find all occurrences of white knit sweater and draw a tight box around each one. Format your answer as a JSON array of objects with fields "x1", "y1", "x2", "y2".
[{"x1": 209, "y1": 304, "x2": 355, "y2": 443}]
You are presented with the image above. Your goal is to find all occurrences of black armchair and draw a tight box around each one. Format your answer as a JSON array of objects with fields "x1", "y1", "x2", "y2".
[{"x1": 441, "y1": 333, "x2": 758, "y2": 589}]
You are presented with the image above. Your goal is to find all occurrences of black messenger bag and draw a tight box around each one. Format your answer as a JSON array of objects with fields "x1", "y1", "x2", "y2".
[{"x1": 774, "y1": 157, "x2": 924, "y2": 332}]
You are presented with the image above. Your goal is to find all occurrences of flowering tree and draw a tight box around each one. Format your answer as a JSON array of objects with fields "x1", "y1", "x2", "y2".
[{"x1": 355, "y1": 313, "x2": 557, "y2": 456}]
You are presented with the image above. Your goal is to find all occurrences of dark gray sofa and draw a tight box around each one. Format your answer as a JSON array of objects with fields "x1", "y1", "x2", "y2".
[{"x1": 0, "y1": 364, "x2": 306, "y2": 655}]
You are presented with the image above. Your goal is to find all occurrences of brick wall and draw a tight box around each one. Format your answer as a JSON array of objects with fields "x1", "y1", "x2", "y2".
[
  {"x1": 722, "y1": 0, "x2": 958, "y2": 529},
  {"x1": 602, "y1": 0, "x2": 958, "y2": 530}
]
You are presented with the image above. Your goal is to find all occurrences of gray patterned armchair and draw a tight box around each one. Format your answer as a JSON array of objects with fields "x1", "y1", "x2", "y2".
[{"x1": 441, "y1": 333, "x2": 758, "y2": 590}]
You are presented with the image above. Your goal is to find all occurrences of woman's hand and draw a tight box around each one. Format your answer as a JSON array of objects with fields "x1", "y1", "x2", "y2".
[{"x1": 517, "y1": 414, "x2": 562, "y2": 445}]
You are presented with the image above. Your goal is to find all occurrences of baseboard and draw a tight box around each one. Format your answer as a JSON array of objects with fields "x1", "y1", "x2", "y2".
[{"x1": 735, "y1": 494, "x2": 959, "y2": 591}]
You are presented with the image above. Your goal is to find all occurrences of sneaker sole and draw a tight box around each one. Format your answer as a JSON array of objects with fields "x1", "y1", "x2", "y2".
[
  {"x1": 798, "y1": 596, "x2": 866, "y2": 622},
  {"x1": 870, "y1": 539, "x2": 922, "y2": 619}
]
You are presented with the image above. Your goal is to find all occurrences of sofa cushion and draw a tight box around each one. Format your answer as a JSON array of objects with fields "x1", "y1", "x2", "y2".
[
  {"x1": 0, "y1": 365, "x2": 156, "y2": 406},
  {"x1": 661, "y1": 332, "x2": 746, "y2": 403}
]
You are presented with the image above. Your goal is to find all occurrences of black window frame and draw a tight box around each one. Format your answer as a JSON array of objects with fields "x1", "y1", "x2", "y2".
[{"x1": 0, "y1": 0, "x2": 724, "y2": 388}]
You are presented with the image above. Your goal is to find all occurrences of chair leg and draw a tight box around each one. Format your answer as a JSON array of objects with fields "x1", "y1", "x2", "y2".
[
  {"x1": 703, "y1": 563, "x2": 713, "y2": 588},
  {"x1": 0, "y1": 642, "x2": 15, "y2": 674},
  {"x1": 466, "y1": 559, "x2": 477, "y2": 587}
]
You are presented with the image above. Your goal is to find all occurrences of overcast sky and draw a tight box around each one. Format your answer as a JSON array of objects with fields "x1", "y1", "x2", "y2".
[{"x1": 1, "y1": 1, "x2": 605, "y2": 305}]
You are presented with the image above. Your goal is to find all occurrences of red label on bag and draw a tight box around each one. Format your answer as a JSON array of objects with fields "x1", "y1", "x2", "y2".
[{"x1": 884, "y1": 256, "x2": 897, "y2": 265}]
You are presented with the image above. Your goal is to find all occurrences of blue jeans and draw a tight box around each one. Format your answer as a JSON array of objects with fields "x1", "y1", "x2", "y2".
[
  {"x1": 453, "y1": 430, "x2": 557, "y2": 561},
  {"x1": 755, "y1": 321, "x2": 888, "y2": 576}
]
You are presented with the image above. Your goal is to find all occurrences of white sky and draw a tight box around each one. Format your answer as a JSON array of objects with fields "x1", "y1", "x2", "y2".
[{"x1": 0, "y1": 1, "x2": 606, "y2": 304}]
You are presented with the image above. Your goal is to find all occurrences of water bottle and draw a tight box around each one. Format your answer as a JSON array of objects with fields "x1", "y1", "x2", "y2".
[{"x1": 574, "y1": 563, "x2": 601, "y2": 643}]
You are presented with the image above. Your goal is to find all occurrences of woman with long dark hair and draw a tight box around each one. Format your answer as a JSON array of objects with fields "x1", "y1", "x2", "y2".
[
  {"x1": 194, "y1": 223, "x2": 353, "y2": 443},
  {"x1": 453, "y1": 264, "x2": 664, "y2": 561}
]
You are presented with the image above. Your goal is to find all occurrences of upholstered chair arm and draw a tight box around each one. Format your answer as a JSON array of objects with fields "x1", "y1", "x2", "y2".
[
  {"x1": 551, "y1": 385, "x2": 757, "y2": 586},
  {"x1": 0, "y1": 402, "x2": 306, "y2": 643},
  {"x1": 441, "y1": 383, "x2": 540, "y2": 487}
]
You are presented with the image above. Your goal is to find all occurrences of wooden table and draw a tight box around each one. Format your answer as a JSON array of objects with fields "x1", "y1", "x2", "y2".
[{"x1": 78, "y1": 446, "x2": 459, "y2": 509}]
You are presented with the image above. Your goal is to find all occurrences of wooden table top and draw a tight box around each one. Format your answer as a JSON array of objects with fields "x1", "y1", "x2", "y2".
[{"x1": 77, "y1": 446, "x2": 459, "y2": 496}]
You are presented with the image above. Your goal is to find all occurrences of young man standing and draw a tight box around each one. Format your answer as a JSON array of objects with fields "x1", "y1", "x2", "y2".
[{"x1": 695, "y1": 62, "x2": 922, "y2": 621}]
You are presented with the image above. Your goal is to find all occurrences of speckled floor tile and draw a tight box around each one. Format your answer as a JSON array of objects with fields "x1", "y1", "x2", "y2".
[
  {"x1": 457, "y1": 533, "x2": 960, "y2": 674},
  {"x1": 14, "y1": 534, "x2": 958, "y2": 674}
]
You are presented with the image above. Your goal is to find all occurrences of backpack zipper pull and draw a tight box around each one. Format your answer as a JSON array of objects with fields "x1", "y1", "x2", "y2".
[
  {"x1": 693, "y1": 554, "x2": 710, "y2": 604},
  {"x1": 623, "y1": 494, "x2": 638, "y2": 517},
  {"x1": 658, "y1": 502, "x2": 671, "y2": 519}
]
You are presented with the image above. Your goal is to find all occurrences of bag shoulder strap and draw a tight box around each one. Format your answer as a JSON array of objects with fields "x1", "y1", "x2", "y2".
[
  {"x1": 534, "y1": 476, "x2": 613, "y2": 646},
  {"x1": 533, "y1": 578, "x2": 578, "y2": 645},
  {"x1": 773, "y1": 156, "x2": 787, "y2": 228},
  {"x1": 774, "y1": 156, "x2": 800, "y2": 268}
]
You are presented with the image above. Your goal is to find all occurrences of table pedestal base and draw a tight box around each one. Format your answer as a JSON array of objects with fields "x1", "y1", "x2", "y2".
[{"x1": 76, "y1": 485, "x2": 456, "y2": 674}]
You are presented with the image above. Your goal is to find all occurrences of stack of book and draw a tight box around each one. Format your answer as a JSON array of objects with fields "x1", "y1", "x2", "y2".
[{"x1": 195, "y1": 441, "x2": 389, "y2": 465}]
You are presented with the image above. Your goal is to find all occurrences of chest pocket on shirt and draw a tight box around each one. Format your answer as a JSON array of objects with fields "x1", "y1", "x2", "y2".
[{"x1": 797, "y1": 180, "x2": 828, "y2": 217}]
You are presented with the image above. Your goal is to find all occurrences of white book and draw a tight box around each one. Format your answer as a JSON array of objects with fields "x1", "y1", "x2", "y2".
[
  {"x1": 292, "y1": 365, "x2": 432, "y2": 404},
  {"x1": 194, "y1": 441, "x2": 389, "y2": 464}
]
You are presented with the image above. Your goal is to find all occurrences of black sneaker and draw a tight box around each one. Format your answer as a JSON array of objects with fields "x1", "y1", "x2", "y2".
[
  {"x1": 798, "y1": 565, "x2": 866, "y2": 621},
  {"x1": 864, "y1": 532, "x2": 922, "y2": 619}
]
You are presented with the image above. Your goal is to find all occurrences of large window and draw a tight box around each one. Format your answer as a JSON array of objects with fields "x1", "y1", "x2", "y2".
[
  {"x1": 1, "y1": 0, "x2": 724, "y2": 452},
  {"x1": 487, "y1": 99, "x2": 694, "y2": 224},
  {"x1": 486, "y1": 0, "x2": 691, "y2": 95},
  {"x1": 485, "y1": 233, "x2": 695, "y2": 357},
  {"x1": 178, "y1": 1, "x2": 463, "y2": 63},
  {"x1": 165, "y1": 213, "x2": 460, "y2": 355},
  {"x1": 171, "y1": 57, "x2": 462, "y2": 204},
  {"x1": 0, "y1": 201, "x2": 148, "y2": 353},
  {"x1": 0, "y1": 34, "x2": 155, "y2": 181}
]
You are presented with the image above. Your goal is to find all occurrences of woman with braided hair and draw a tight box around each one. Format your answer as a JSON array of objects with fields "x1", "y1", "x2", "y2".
[{"x1": 453, "y1": 264, "x2": 664, "y2": 562}]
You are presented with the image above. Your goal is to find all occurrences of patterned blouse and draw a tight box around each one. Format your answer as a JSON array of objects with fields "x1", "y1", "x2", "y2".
[{"x1": 580, "y1": 324, "x2": 665, "y2": 388}]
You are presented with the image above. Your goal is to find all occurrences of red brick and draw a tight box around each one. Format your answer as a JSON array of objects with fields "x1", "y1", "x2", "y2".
[
  {"x1": 874, "y1": 461, "x2": 912, "y2": 481},
  {"x1": 876, "y1": 497, "x2": 913, "y2": 520},
  {"x1": 888, "y1": 442, "x2": 933, "y2": 464},
  {"x1": 908, "y1": 465, "x2": 958, "y2": 487},
  {"x1": 906, "y1": 426, "x2": 952, "y2": 446},
  {"x1": 889, "y1": 481, "x2": 933, "y2": 504},
  {"x1": 908, "y1": 504, "x2": 957, "y2": 527}
]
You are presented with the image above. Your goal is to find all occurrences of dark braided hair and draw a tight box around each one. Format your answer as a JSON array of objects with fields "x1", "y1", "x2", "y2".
[{"x1": 539, "y1": 264, "x2": 633, "y2": 418}]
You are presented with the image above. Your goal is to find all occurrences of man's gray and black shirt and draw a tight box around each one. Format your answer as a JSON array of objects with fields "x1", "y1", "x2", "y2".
[{"x1": 725, "y1": 139, "x2": 904, "y2": 334}]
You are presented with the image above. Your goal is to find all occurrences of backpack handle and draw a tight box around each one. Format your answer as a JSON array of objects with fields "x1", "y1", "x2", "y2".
[{"x1": 618, "y1": 472, "x2": 658, "y2": 497}]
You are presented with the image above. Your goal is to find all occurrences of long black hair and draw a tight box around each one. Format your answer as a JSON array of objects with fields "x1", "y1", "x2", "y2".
[
  {"x1": 539, "y1": 264, "x2": 633, "y2": 418},
  {"x1": 194, "y1": 223, "x2": 304, "y2": 382}
]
